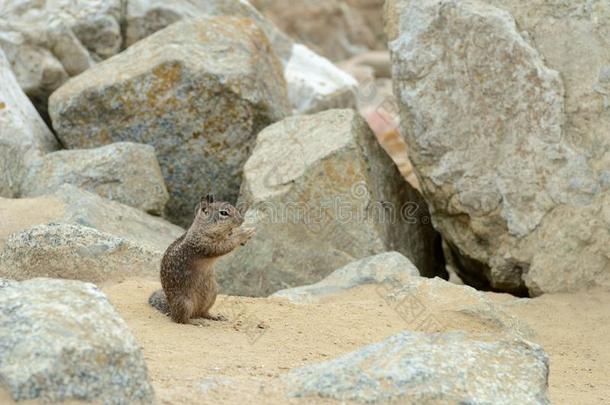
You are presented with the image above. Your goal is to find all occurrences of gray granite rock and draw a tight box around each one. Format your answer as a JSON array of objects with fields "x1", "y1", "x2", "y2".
[
  {"x1": 50, "y1": 16, "x2": 289, "y2": 226},
  {"x1": 21, "y1": 142, "x2": 169, "y2": 215},
  {"x1": 0, "y1": 277, "x2": 154, "y2": 404},
  {"x1": 0, "y1": 49, "x2": 58, "y2": 197},
  {"x1": 125, "y1": 0, "x2": 357, "y2": 115},
  {"x1": 125, "y1": 0, "x2": 293, "y2": 61},
  {"x1": 272, "y1": 252, "x2": 418, "y2": 303},
  {"x1": 216, "y1": 109, "x2": 444, "y2": 296},
  {"x1": 0, "y1": 184, "x2": 184, "y2": 252},
  {"x1": 2, "y1": 0, "x2": 358, "y2": 117},
  {"x1": 389, "y1": 0, "x2": 609, "y2": 295},
  {"x1": 0, "y1": 223, "x2": 161, "y2": 282},
  {"x1": 0, "y1": 0, "x2": 121, "y2": 103},
  {"x1": 284, "y1": 331, "x2": 549, "y2": 404}
]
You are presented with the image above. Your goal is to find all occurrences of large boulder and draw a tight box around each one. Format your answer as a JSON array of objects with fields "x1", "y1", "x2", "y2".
[
  {"x1": 0, "y1": 49, "x2": 58, "y2": 197},
  {"x1": 0, "y1": 277, "x2": 154, "y2": 403},
  {"x1": 389, "y1": 0, "x2": 610, "y2": 295},
  {"x1": 1, "y1": 0, "x2": 358, "y2": 117},
  {"x1": 272, "y1": 252, "x2": 419, "y2": 303},
  {"x1": 21, "y1": 142, "x2": 169, "y2": 215},
  {"x1": 0, "y1": 0, "x2": 122, "y2": 106},
  {"x1": 125, "y1": 0, "x2": 293, "y2": 61},
  {"x1": 124, "y1": 0, "x2": 357, "y2": 114},
  {"x1": 0, "y1": 184, "x2": 183, "y2": 252},
  {"x1": 0, "y1": 223, "x2": 161, "y2": 282},
  {"x1": 49, "y1": 16, "x2": 289, "y2": 226},
  {"x1": 284, "y1": 331, "x2": 549, "y2": 404},
  {"x1": 216, "y1": 109, "x2": 445, "y2": 296}
]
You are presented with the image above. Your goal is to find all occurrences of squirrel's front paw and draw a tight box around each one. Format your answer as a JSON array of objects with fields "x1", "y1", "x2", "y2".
[{"x1": 238, "y1": 227, "x2": 256, "y2": 245}]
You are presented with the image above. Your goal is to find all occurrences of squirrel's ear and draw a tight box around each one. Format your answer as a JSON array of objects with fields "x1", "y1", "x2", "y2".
[{"x1": 204, "y1": 194, "x2": 215, "y2": 204}]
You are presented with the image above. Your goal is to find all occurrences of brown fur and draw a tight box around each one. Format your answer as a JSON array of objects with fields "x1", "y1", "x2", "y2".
[{"x1": 149, "y1": 195, "x2": 255, "y2": 324}]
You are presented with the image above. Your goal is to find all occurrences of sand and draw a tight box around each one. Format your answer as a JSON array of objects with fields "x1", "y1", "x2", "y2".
[{"x1": 101, "y1": 278, "x2": 610, "y2": 404}]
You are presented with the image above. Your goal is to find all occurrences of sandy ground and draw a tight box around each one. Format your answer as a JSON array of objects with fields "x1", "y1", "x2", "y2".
[
  {"x1": 101, "y1": 278, "x2": 610, "y2": 404},
  {"x1": 501, "y1": 290, "x2": 610, "y2": 404}
]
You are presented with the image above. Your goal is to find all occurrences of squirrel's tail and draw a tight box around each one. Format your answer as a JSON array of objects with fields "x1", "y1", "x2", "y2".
[{"x1": 148, "y1": 289, "x2": 170, "y2": 314}]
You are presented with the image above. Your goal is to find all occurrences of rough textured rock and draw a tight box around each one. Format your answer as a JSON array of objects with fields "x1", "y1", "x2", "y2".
[
  {"x1": 0, "y1": 277, "x2": 154, "y2": 404},
  {"x1": 50, "y1": 16, "x2": 289, "y2": 226},
  {"x1": 125, "y1": 0, "x2": 293, "y2": 61},
  {"x1": 0, "y1": 49, "x2": 58, "y2": 197},
  {"x1": 216, "y1": 109, "x2": 444, "y2": 296},
  {"x1": 383, "y1": 0, "x2": 408, "y2": 42},
  {"x1": 0, "y1": 184, "x2": 184, "y2": 252},
  {"x1": 0, "y1": 223, "x2": 161, "y2": 282},
  {"x1": 251, "y1": 0, "x2": 387, "y2": 61},
  {"x1": 124, "y1": 0, "x2": 357, "y2": 114},
  {"x1": 480, "y1": 0, "x2": 610, "y2": 175},
  {"x1": 1, "y1": 0, "x2": 359, "y2": 118},
  {"x1": 272, "y1": 252, "x2": 418, "y2": 303},
  {"x1": 381, "y1": 273, "x2": 532, "y2": 338},
  {"x1": 481, "y1": 0, "x2": 610, "y2": 294},
  {"x1": 278, "y1": 252, "x2": 530, "y2": 339},
  {"x1": 284, "y1": 44, "x2": 357, "y2": 114},
  {"x1": 21, "y1": 142, "x2": 169, "y2": 215},
  {"x1": 284, "y1": 331, "x2": 549, "y2": 404},
  {"x1": 390, "y1": 0, "x2": 610, "y2": 295},
  {"x1": 0, "y1": 0, "x2": 122, "y2": 105}
]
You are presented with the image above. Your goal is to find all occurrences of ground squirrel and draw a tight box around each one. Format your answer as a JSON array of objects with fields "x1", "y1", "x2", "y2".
[{"x1": 149, "y1": 194, "x2": 255, "y2": 324}]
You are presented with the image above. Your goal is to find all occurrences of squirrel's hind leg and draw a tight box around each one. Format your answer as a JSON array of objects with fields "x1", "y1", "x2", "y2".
[{"x1": 169, "y1": 297, "x2": 194, "y2": 324}]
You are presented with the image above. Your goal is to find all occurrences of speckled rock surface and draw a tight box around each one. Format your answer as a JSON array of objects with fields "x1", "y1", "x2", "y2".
[
  {"x1": 389, "y1": 0, "x2": 610, "y2": 295},
  {"x1": 0, "y1": 0, "x2": 122, "y2": 104},
  {"x1": 0, "y1": 185, "x2": 184, "y2": 252},
  {"x1": 0, "y1": 223, "x2": 161, "y2": 282},
  {"x1": 113, "y1": 0, "x2": 359, "y2": 116},
  {"x1": 0, "y1": 277, "x2": 154, "y2": 404},
  {"x1": 50, "y1": 16, "x2": 289, "y2": 226},
  {"x1": 216, "y1": 109, "x2": 444, "y2": 296},
  {"x1": 21, "y1": 142, "x2": 169, "y2": 215},
  {"x1": 284, "y1": 331, "x2": 549, "y2": 404},
  {"x1": 125, "y1": 0, "x2": 293, "y2": 61},
  {"x1": 272, "y1": 252, "x2": 418, "y2": 303},
  {"x1": 126, "y1": 0, "x2": 357, "y2": 115},
  {"x1": 0, "y1": 49, "x2": 58, "y2": 197}
]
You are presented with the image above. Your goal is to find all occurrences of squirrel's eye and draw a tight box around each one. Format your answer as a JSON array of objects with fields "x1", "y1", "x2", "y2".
[{"x1": 219, "y1": 210, "x2": 229, "y2": 217}]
